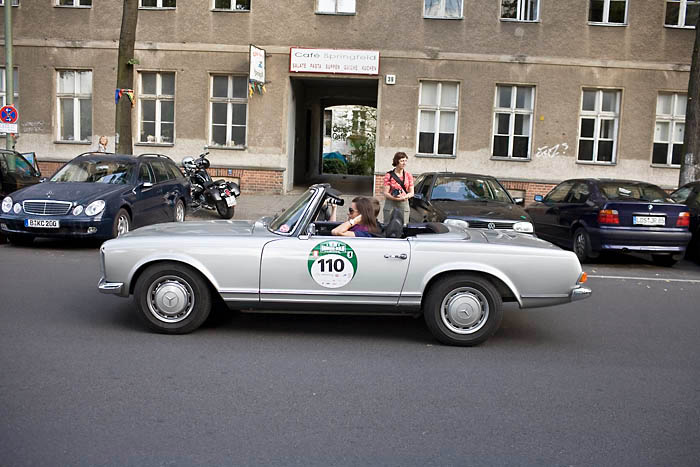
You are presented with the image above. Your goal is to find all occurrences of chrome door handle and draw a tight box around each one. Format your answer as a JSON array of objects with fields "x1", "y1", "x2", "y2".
[{"x1": 384, "y1": 253, "x2": 408, "y2": 260}]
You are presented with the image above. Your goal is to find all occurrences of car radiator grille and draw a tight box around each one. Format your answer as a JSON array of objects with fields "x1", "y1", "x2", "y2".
[
  {"x1": 22, "y1": 200, "x2": 72, "y2": 216},
  {"x1": 468, "y1": 221, "x2": 515, "y2": 230}
]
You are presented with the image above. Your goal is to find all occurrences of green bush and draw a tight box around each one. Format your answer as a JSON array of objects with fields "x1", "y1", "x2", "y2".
[{"x1": 323, "y1": 158, "x2": 347, "y2": 174}]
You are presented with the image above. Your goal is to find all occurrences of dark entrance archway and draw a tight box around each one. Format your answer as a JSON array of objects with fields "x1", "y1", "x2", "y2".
[{"x1": 289, "y1": 77, "x2": 378, "y2": 194}]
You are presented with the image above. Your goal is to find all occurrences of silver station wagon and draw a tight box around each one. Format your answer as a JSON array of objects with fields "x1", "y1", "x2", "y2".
[{"x1": 99, "y1": 184, "x2": 591, "y2": 346}]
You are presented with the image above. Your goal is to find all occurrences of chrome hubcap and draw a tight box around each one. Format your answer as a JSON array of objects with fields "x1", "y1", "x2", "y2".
[
  {"x1": 440, "y1": 287, "x2": 489, "y2": 334},
  {"x1": 147, "y1": 276, "x2": 194, "y2": 323},
  {"x1": 575, "y1": 233, "x2": 586, "y2": 257},
  {"x1": 175, "y1": 203, "x2": 185, "y2": 222},
  {"x1": 117, "y1": 215, "x2": 129, "y2": 236}
]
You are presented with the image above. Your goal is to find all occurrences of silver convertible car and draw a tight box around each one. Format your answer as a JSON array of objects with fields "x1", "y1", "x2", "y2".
[{"x1": 98, "y1": 184, "x2": 591, "y2": 346}]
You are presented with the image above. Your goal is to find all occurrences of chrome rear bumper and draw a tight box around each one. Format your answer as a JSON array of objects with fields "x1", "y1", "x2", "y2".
[{"x1": 570, "y1": 286, "x2": 592, "y2": 302}]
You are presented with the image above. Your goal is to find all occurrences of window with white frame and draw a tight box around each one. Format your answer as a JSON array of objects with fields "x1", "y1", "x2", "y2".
[
  {"x1": 588, "y1": 0, "x2": 627, "y2": 24},
  {"x1": 56, "y1": 0, "x2": 92, "y2": 6},
  {"x1": 665, "y1": 0, "x2": 699, "y2": 27},
  {"x1": 212, "y1": 0, "x2": 250, "y2": 11},
  {"x1": 653, "y1": 93, "x2": 686, "y2": 166},
  {"x1": 417, "y1": 81, "x2": 459, "y2": 156},
  {"x1": 492, "y1": 85, "x2": 535, "y2": 159},
  {"x1": 209, "y1": 75, "x2": 248, "y2": 148},
  {"x1": 57, "y1": 70, "x2": 92, "y2": 143},
  {"x1": 501, "y1": 0, "x2": 539, "y2": 21},
  {"x1": 139, "y1": 0, "x2": 175, "y2": 9},
  {"x1": 577, "y1": 89, "x2": 621, "y2": 163},
  {"x1": 139, "y1": 72, "x2": 175, "y2": 144},
  {"x1": 0, "y1": 0, "x2": 20, "y2": 6},
  {"x1": 316, "y1": 0, "x2": 355, "y2": 14},
  {"x1": 424, "y1": 0, "x2": 463, "y2": 19}
]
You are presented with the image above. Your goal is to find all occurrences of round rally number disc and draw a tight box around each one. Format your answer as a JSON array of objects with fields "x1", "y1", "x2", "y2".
[{"x1": 308, "y1": 240, "x2": 358, "y2": 288}]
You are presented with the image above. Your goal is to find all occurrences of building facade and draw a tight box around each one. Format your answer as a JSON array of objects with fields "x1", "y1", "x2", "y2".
[{"x1": 0, "y1": 0, "x2": 695, "y2": 199}]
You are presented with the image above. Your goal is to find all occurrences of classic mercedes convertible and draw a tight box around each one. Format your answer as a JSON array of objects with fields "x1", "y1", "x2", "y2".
[{"x1": 98, "y1": 184, "x2": 591, "y2": 346}]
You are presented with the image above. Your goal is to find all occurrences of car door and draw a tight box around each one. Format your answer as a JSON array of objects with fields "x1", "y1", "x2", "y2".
[
  {"x1": 131, "y1": 162, "x2": 162, "y2": 227},
  {"x1": 259, "y1": 234, "x2": 411, "y2": 307},
  {"x1": 527, "y1": 181, "x2": 575, "y2": 244},
  {"x1": 409, "y1": 174, "x2": 435, "y2": 222},
  {"x1": 557, "y1": 182, "x2": 594, "y2": 247},
  {"x1": 149, "y1": 160, "x2": 176, "y2": 222},
  {"x1": 0, "y1": 153, "x2": 40, "y2": 196}
]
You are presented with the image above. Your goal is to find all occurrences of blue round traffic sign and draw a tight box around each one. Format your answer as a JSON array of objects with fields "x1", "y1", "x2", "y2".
[{"x1": 1, "y1": 105, "x2": 18, "y2": 124}]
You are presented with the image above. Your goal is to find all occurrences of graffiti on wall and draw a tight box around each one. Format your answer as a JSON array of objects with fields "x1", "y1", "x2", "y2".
[{"x1": 535, "y1": 143, "x2": 569, "y2": 159}]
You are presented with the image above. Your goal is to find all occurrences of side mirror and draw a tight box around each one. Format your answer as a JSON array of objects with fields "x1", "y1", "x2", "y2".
[
  {"x1": 513, "y1": 197, "x2": 524, "y2": 206},
  {"x1": 133, "y1": 181, "x2": 153, "y2": 194},
  {"x1": 307, "y1": 223, "x2": 316, "y2": 236},
  {"x1": 534, "y1": 195, "x2": 544, "y2": 202}
]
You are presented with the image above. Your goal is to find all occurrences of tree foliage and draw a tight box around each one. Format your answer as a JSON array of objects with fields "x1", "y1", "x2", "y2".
[{"x1": 331, "y1": 106, "x2": 376, "y2": 176}]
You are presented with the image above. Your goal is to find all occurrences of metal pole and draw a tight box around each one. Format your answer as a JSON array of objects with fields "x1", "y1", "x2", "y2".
[{"x1": 4, "y1": 0, "x2": 14, "y2": 150}]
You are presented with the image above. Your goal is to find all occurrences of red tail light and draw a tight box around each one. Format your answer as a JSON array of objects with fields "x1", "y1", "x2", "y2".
[
  {"x1": 598, "y1": 209, "x2": 619, "y2": 225},
  {"x1": 677, "y1": 212, "x2": 690, "y2": 227}
]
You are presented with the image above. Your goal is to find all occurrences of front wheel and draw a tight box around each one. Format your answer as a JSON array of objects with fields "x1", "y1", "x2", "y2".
[
  {"x1": 134, "y1": 262, "x2": 212, "y2": 334},
  {"x1": 423, "y1": 273, "x2": 504, "y2": 346},
  {"x1": 173, "y1": 199, "x2": 186, "y2": 222},
  {"x1": 215, "y1": 200, "x2": 235, "y2": 219},
  {"x1": 112, "y1": 208, "x2": 131, "y2": 238}
]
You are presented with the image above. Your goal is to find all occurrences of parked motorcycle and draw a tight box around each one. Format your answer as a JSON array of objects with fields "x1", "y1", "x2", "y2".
[{"x1": 182, "y1": 152, "x2": 240, "y2": 219}]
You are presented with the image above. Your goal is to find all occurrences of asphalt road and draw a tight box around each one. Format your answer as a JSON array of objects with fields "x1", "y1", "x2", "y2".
[{"x1": 1, "y1": 240, "x2": 699, "y2": 466}]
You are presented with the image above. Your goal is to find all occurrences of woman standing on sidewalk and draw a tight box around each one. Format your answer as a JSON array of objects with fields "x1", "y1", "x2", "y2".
[{"x1": 382, "y1": 152, "x2": 414, "y2": 224}]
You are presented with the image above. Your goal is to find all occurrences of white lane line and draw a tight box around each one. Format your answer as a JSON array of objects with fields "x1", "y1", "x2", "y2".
[{"x1": 587, "y1": 274, "x2": 700, "y2": 284}]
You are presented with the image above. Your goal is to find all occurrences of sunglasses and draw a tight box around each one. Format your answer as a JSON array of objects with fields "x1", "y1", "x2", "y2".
[{"x1": 348, "y1": 208, "x2": 356, "y2": 214}]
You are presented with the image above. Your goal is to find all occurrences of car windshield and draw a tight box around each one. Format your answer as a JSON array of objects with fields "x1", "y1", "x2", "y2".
[
  {"x1": 431, "y1": 176, "x2": 512, "y2": 203},
  {"x1": 50, "y1": 158, "x2": 135, "y2": 184},
  {"x1": 599, "y1": 182, "x2": 672, "y2": 203},
  {"x1": 269, "y1": 188, "x2": 316, "y2": 234}
]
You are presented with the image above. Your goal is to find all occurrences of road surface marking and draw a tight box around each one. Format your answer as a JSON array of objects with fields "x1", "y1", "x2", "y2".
[{"x1": 587, "y1": 274, "x2": 700, "y2": 284}]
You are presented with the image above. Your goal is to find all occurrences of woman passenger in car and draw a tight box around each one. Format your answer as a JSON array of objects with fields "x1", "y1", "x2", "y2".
[{"x1": 332, "y1": 197, "x2": 380, "y2": 237}]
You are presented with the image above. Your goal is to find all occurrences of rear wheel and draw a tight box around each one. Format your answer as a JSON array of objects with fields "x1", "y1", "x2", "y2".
[
  {"x1": 173, "y1": 199, "x2": 186, "y2": 222},
  {"x1": 112, "y1": 209, "x2": 131, "y2": 238},
  {"x1": 423, "y1": 273, "x2": 503, "y2": 346},
  {"x1": 134, "y1": 262, "x2": 212, "y2": 334},
  {"x1": 573, "y1": 227, "x2": 598, "y2": 263},
  {"x1": 215, "y1": 200, "x2": 234, "y2": 219},
  {"x1": 651, "y1": 254, "x2": 679, "y2": 267}
]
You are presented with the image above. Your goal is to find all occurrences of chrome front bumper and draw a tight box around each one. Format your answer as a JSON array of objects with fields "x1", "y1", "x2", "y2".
[
  {"x1": 570, "y1": 286, "x2": 592, "y2": 302},
  {"x1": 98, "y1": 277, "x2": 125, "y2": 295}
]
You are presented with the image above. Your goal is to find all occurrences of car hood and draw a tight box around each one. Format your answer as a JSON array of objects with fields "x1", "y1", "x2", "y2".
[
  {"x1": 122, "y1": 220, "x2": 258, "y2": 238},
  {"x1": 10, "y1": 181, "x2": 128, "y2": 203},
  {"x1": 432, "y1": 200, "x2": 530, "y2": 221}
]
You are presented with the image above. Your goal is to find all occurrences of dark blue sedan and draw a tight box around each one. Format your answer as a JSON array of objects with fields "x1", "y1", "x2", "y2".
[
  {"x1": 526, "y1": 179, "x2": 692, "y2": 267},
  {"x1": 0, "y1": 152, "x2": 190, "y2": 244}
]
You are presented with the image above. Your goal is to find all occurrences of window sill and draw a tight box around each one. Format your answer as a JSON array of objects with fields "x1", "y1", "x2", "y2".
[
  {"x1": 415, "y1": 153, "x2": 456, "y2": 159},
  {"x1": 139, "y1": 7, "x2": 176, "y2": 10},
  {"x1": 664, "y1": 25, "x2": 696, "y2": 30},
  {"x1": 651, "y1": 163, "x2": 681, "y2": 169},
  {"x1": 54, "y1": 140, "x2": 91, "y2": 145},
  {"x1": 135, "y1": 142, "x2": 174, "y2": 147},
  {"x1": 423, "y1": 16, "x2": 464, "y2": 20},
  {"x1": 576, "y1": 160, "x2": 617, "y2": 166},
  {"x1": 211, "y1": 9, "x2": 250, "y2": 13},
  {"x1": 588, "y1": 22, "x2": 628, "y2": 27},
  {"x1": 205, "y1": 145, "x2": 247, "y2": 151},
  {"x1": 500, "y1": 18, "x2": 540, "y2": 23},
  {"x1": 54, "y1": 5, "x2": 92, "y2": 8},
  {"x1": 490, "y1": 156, "x2": 531, "y2": 162},
  {"x1": 315, "y1": 12, "x2": 356, "y2": 16}
]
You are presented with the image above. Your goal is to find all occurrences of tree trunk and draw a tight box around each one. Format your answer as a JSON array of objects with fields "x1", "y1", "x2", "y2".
[
  {"x1": 680, "y1": 12, "x2": 700, "y2": 185},
  {"x1": 115, "y1": 0, "x2": 139, "y2": 155}
]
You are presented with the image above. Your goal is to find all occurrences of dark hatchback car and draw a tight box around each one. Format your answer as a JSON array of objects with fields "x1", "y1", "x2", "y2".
[
  {"x1": 670, "y1": 181, "x2": 700, "y2": 260},
  {"x1": 408, "y1": 172, "x2": 534, "y2": 233},
  {"x1": 526, "y1": 179, "x2": 691, "y2": 266},
  {"x1": 0, "y1": 149, "x2": 42, "y2": 198},
  {"x1": 0, "y1": 152, "x2": 190, "y2": 244}
]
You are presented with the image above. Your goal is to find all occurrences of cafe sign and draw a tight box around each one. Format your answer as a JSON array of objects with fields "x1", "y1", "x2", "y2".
[
  {"x1": 289, "y1": 48, "x2": 379, "y2": 75},
  {"x1": 249, "y1": 45, "x2": 266, "y2": 84}
]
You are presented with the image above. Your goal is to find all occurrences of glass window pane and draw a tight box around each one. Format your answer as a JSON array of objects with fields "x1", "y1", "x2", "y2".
[
  {"x1": 420, "y1": 110, "x2": 436, "y2": 132},
  {"x1": 232, "y1": 103, "x2": 246, "y2": 125},
  {"x1": 609, "y1": 0, "x2": 626, "y2": 23},
  {"x1": 142, "y1": 100, "x2": 156, "y2": 122},
  {"x1": 589, "y1": 0, "x2": 604, "y2": 22},
  {"x1": 444, "y1": 0, "x2": 462, "y2": 17},
  {"x1": 58, "y1": 71, "x2": 75, "y2": 94},
  {"x1": 514, "y1": 114, "x2": 530, "y2": 136},
  {"x1": 686, "y1": 4, "x2": 700, "y2": 26},
  {"x1": 213, "y1": 76, "x2": 228, "y2": 98},
  {"x1": 516, "y1": 87, "x2": 532, "y2": 109},
  {"x1": 215, "y1": 0, "x2": 232, "y2": 9},
  {"x1": 493, "y1": 135, "x2": 509, "y2": 157},
  {"x1": 581, "y1": 118, "x2": 595, "y2": 138},
  {"x1": 498, "y1": 86, "x2": 512, "y2": 108},
  {"x1": 652, "y1": 143, "x2": 669, "y2": 164},
  {"x1": 141, "y1": 0, "x2": 157, "y2": 6},
  {"x1": 437, "y1": 133, "x2": 454, "y2": 154},
  {"x1": 497, "y1": 113, "x2": 510, "y2": 134},
  {"x1": 439, "y1": 111, "x2": 456, "y2": 132},
  {"x1": 673, "y1": 122, "x2": 685, "y2": 143},
  {"x1": 655, "y1": 121, "x2": 670, "y2": 141},
  {"x1": 424, "y1": 0, "x2": 440, "y2": 16},
  {"x1": 600, "y1": 119, "x2": 614, "y2": 139},
  {"x1": 418, "y1": 132, "x2": 434, "y2": 153},
  {"x1": 212, "y1": 103, "x2": 227, "y2": 125},
  {"x1": 232, "y1": 76, "x2": 248, "y2": 98},
  {"x1": 0, "y1": 71, "x2": 4, "y2": 92},
  {"x1": 578, "y1": 140, "x2": 594, "y2": 160},
  {"x1": 513, "y1": 136, "x2": 529, "y2": 158},
  {"x1": 440, "y1": 83, "x2": 458, "y2": 107},
  {"x1": 212, "y1": 126, "x2": 226, "y2": 145},
  {"x1": 582, "y1": 90, "x2": 596, "y2": 111},
  {"x1": 142, "y1": 73, "x2": 156, "y2": 95},
  {"x1": 160, "y1": 100, "x2": 174, "y2": 122},
  {"x1": 675, "y1": 94, "x2": 687, "y2": 116},
  {"x1": 598, "y1": 141, "x2": 614, "y2": 162},
  {"x1": 160, "y1": 123, "x2": 174, "y2": 143},
  {"x1": 602, "y1": 91, "x2": 617, "y2": 112},
  {"x1": 420, "y1": 82, "x2": 438, "y2": 106},
  {"x1": 231, "y1": 126, "x2": 246, "y2": 146},
  {"x1": 657, "y1": 94, "x2": 672, "y2": 115},
  {"x1": 80, "y1": 98, "x2": 91, "y2": 142},
  {"x1": 141, "y1": 122, "x2": 155, "y2": 142},
  {"x1": 60, "y1": 98, "x2": 74, "y2": 140},
  {"x1": 161, "y1": 73, "x2": 175, "y2": 96},
  {"x1": 672, "y1": 144, "x2": 683, "y2": 165},
  {"x1": 317, "y1": 0, "x2": 335, "y2": 12},
  {"x1": 501, "y1": 0, "x2": 517, "y2": 19},
  {"x1": 236, "y1": 0, "x2": 250, "y2": 10},
  {"x1": 163, "y1": 0, "x2": 176, "y2": 7},
  {"x1": 337, "y1": 0, "x2": 355, "y2": 13},
  {"x1": 665, "y1": 3, "x2": 680, "y2": 25},
  {"x1": 79, "y1": 71, "x2": 92, "y2": 94}
]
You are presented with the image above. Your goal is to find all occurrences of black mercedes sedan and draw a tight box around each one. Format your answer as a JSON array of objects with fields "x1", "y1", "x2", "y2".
[
  {"x1": 0, "y1": 152, "x2": 190, "y2": 244},
  {"x1": 408, "y1": 172, "x2": 534, "y2": 234},
  {"x1": 670, "y1": 181, "x2": 700, "y2": 261}
]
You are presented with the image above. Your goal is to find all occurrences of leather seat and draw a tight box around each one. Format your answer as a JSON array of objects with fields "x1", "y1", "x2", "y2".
[{"x1": 384, "y1": 208, "x2": 404, "y2": 238}]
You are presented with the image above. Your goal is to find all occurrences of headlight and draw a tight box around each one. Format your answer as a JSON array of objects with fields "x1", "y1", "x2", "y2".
[
  {"x1": 513, "y1": 221, "x2": 534, "y2": 233},
  {"x1": 85, "y1": 200, "x2": 106, "y2": 216},
  {"x1": 1, "y1": 197, "x2": 12, "y2": 213},
  {"x1": 13, "y1": 203, "x2": 21, "y2": 214},
  {"x1": 72, "y1": 205, "x2": 84, "y2": 216},
  {"x1": 444, "y1": 218, "x2": 470, "y2": 229}
]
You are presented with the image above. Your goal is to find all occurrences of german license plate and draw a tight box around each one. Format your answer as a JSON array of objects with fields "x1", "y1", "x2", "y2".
[
  {"x1": 225, "y1": 196, "x2": 236, "y2": 207},
  {"x1": 633, "y1": 216, "x2": 665, "y2": 226},
  {"x1": 25, "y1": 219, "x2": 60, "y2": 228}
]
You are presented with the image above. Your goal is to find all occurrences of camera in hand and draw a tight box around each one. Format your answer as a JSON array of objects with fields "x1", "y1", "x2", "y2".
[{"x1": 391, "y1": 188, "x2": 402, "y2": 197}]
